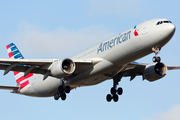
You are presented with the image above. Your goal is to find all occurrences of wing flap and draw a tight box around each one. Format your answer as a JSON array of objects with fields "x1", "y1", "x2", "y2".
[{"x1": 0, "y1": 64, "x2": 47, "y2": 75}]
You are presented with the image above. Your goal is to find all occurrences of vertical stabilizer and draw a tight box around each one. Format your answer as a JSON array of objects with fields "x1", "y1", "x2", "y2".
[{"x1": 6, "y1": 43, "x2": 33, "y2": 90}]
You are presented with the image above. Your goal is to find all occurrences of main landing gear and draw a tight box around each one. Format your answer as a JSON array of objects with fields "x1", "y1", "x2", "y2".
[
  {"x1": 152, "y1": 47, "x2": 161, "y2": 63},
  {"x1": 54, "y1": 79, "x2": 71, "y2": 101},
  {"x1": 106, "y1": 87, "x2": 123, "y2": 102},
  {"x1": 106, "y1": 73, "x2": 123, "y2": 102}
]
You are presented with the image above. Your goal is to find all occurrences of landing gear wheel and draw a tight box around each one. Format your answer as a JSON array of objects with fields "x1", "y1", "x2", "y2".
[
  {"x1": 61, "y1": 93, "x2": 66, "y2": 100},
  {"x1": 65, "y1": 86, "x2": 70, "y2": 93},
  {"x1": 117, "y1": 87, "x2": 123, "y2": 95},
  {"x1": 54, "y1": 93, "x2": 60, "y2": 100},
  {"x1": 152, "y1": 56, "x2": 161, "y2": 63},
  {"x1": 106, "y1": 94, "x2": 112, "y2": 102},
  {"x1": 153, "y1": 57, "x2": 156, "y2": 63},
  {"x1": 107, "y1": 86, "x2": 123, "y2": 102},
  {"x1": 111, "y1": 87, "x2": 116, "y2": 95},
  {"x1": 107, "y1": 73, "x2": 125, "y2": 102},
  {"x1": 152, "y1": 47, "x2": 161, "y2": 63},
  {"x1": 58, "y1": 86, "x2": 64, "y2": 93},
  {"x1": 156, "y1": 57, "x2": 161, "y2": 63},
  {"x1": 113, "y1": 94, "x2": 119, "y2": 102}
]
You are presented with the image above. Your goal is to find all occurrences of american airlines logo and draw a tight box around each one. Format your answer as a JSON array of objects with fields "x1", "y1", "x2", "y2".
[
  {"x1": 97, "y1": 31, "x2": 131, "y2": 54},
  {"x1": 134, "y1": 25, "x2": 139, "y2": 36}
]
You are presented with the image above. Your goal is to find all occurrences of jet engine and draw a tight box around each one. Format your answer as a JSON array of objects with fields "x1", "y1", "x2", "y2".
[
  {"x1": 50, "y1": 58, "x2": 75, "y2": 78},
  {"x1": 143, "y1": 62, "x2": 167, "y2": 82}
]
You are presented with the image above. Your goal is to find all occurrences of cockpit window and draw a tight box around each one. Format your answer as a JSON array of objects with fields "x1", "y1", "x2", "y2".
[
  {"x1": 156, "y1": 22, "x2": 160, "y2": 25},
  {"x1": 156, "y1": 20, "x2": 172, "y2": 25},
  {"x1": 163, "y1": 21, "x2": 169, "y2": 23}
]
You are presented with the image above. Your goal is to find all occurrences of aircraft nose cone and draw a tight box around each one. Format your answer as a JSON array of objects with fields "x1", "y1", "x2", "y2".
[
  {"x1": 157, "y1": 23, "x2": 176, "y2": 46},
  {"x1": 168, "y1": 23, "x2": 176, "y2": 35}
]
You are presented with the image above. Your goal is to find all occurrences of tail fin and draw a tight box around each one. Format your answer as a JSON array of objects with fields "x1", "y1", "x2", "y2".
[
  {"x1": 6, "y1": 43, "x2": 24, "y2": 59},
  {"x1": 6, "y1": 43, "x2": 33, "y2": 90}
]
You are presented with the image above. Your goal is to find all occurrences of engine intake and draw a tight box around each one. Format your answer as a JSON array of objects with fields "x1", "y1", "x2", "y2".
[
  {"x1": 143, "y1": 62, "x2": 167, "y2": 82},
  {"x1": 51, "y1": 59, "x2": 75, "y2": 78}
]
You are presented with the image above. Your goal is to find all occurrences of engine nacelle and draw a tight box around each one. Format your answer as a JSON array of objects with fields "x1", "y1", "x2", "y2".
[
  {"x1": 50, "y1": 59, "x2": 75, "y2": 78},
  {"x1": 143, "y1": 62, "x2": 167, "y2": 82}
]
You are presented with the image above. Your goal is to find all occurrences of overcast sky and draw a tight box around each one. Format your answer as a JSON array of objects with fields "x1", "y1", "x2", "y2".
[{"x1": 0, "y1": 0, "x2": 180, "y2": 120}]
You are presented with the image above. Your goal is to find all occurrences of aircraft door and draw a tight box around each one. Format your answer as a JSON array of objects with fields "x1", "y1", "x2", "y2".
[{"x1": 142, "y1": 21, "x2": 149, "y2": 35}]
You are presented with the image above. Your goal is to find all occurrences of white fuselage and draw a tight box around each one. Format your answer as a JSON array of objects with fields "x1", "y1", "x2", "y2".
[{"x1": 16, "y1": 18, "x2": 175, "y2": 97}]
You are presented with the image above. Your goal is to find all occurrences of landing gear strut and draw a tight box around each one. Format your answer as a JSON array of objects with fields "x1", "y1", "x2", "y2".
[
  {"x1": 106, "y1": 73, "x2": 124, "y2": 102},
  {"x1": 54, "y1": 78, "x2": 71, "y2": 101},
  {"x1": 152, "y1": 47, "x2": 161, "y2": 63}
]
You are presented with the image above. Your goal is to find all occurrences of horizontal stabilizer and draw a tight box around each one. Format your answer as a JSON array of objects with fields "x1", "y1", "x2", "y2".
[{"x1": 0, "y1": 85, "x2": 19, "y2": 90}]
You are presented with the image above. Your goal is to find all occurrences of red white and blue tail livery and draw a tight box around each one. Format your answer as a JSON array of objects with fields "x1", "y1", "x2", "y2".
[
  {"x1": 6, "y1": 43, "x2": 24, "y2": 59},
  {"x1": 6, "y1": 43, "x2": 34, "y2": 92}
]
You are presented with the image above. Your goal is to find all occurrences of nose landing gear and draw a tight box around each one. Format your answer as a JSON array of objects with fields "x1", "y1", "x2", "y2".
[{"x1": 152, "y1": 47, "x2": 161, "y2": 63}]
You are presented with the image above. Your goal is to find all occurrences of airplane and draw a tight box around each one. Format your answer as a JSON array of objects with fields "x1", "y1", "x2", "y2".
[{"x1": 0, "y1": 18, "x2": 179, "y2": 102}]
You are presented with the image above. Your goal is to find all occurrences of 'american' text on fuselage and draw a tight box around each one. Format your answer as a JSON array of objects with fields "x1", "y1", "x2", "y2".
[{"x1": 97, "y1": 31, "x2": 131, "y2": 54}]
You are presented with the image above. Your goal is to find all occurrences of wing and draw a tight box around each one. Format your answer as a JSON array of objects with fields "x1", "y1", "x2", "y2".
[
  {"x1": 120, "y1": 62, "x2": 148, "y2": 80},
  {"x1": 0, "y1": 58, "x2": 99, "y2": 79},
  {"x1": 120, "y1": 62, "x2": 180, "y2": 81},
  {"x1": 0, "y1": 58, "x2": 56, "y2": 76},
  {"x1": 166, "y1": 65, "x2": 180, "y2": 70}
]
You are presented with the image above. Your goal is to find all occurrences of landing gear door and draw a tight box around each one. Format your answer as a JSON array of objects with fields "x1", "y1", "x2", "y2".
[{"x1": 142, "y1": 21, "x2": 149, "y2": 35}]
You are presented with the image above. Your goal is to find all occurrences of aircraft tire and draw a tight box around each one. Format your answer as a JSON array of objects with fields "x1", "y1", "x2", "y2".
[
  {"x1": 61, "y1": 93, "x2": 66, "y2": 100},
  {"x1": 65, "y1": 86, "x2": 70, "y2": 94},
  {"x1": 54, "y1": 93, "x2": 60, "y2": 100},
  {"x1": 106, "y1": 94, "x2": 112, "y2": 102},
  {"x1": 111, "y1": 87, "x2": 116, "y2": 95},
  {"x1": 153, "y1": 57, "x2": 157, "y2": 63},
  {"x1": 117, "y1": 87, "x2": 123, "y2": 95},
  {"x1": 157, "y1": 57, "x2": 161, "y2": 63},
  {"x1": 153, "y1": 56, "x2": 161, "y2": 63},
  {"x1": 113, "y1": 94, "x2": 118, "y2": 102}
]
